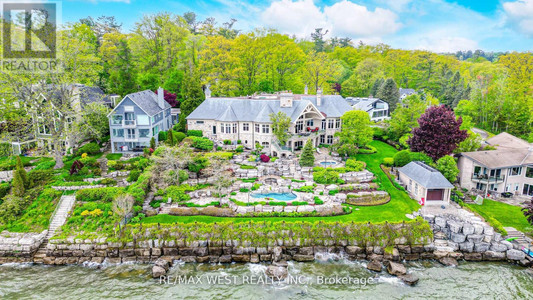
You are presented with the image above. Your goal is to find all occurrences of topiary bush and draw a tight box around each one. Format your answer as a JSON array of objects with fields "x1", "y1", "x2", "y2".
[
  {"x1": 223, "y1": 139, "x2": 231, "y2": 145},
  {"x1": 393, "y1": 150, "x2": 411, "y2": 167},
  {"x1": 383, "y1": 157, "x2": 394, "y2": 167},
  {"x1": 158, "y1": 131, "x2": 167, "y2": 141},
  {"x1": 236, "y1": 145, "x2": 244, "y2": 152},
  {"x1": 175, "y1": 131, "x2": 187, "y2": 143}
]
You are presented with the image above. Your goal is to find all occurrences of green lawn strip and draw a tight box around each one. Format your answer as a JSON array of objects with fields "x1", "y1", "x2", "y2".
[
  {"x1": 142, "y1": 140, "x2": 420, "y2": 225},
  {"x1": 465, "y1": 199, "x2": 533, "y2": 234}
]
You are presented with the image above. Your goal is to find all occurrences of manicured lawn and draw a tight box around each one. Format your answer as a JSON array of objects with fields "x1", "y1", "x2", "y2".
[
  {"x1": 466, "y1": 199, "x2": 533, "y2": 234},
  {"x1": 142, "y1": 140, "x2": 420, "y2": 224}
]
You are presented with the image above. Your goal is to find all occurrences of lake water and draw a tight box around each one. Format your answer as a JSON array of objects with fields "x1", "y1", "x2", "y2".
[{"x1": 1, "y1": 256, "x2": 533, "y2": 299}]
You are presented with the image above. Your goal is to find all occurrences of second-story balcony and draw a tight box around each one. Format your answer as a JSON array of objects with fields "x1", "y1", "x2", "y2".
[
  {"x1": 124, "y1": 135, "x2": 138, "y2": 142},
  {"x1": 471, "y1": 174, "x2": 505, "y2": 184},
  {"x1": 291, "y1": 127, "x2": 326, "y2": 137},
  {"x1": 122, "y1": 120, "x2": 136, "y2": 128}
]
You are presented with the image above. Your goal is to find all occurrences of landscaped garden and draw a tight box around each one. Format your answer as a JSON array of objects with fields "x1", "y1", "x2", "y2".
[{"x1": 464, "y1": 199, "x2": 533, "y2": 235}]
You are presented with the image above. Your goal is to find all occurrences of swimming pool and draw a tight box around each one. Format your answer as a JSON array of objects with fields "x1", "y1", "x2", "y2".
[
  {"x1": 319, "y1": 161, "x2": 337, "y2": 166},
  {"x1": 251, "y1": 192, "x2": 297, "y2": 201}
]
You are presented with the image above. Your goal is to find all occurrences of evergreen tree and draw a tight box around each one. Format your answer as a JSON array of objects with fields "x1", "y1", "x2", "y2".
[
  {"x1": 370, "y1": 78, "x2": 384, "y2": 97},
  {"x1": 12, "y1": 170, "x2": 25, "y2": 197},
  {"x1": 177, "y1": 70, "x2": 206, "y2": 132},
  {"x1": 168, "y1": 130, "x2": 175, "y2": 146},
  {"x1": 150, "y1": 137, "x2": 156, "y2": 150},
  {"x1": 15, "y1": 156, "x2": 28, "y2": 188},
  {"x1": 299, "y1": 139, "x2": 315, "y2": 167},
  {"x1": 377, "y1": 78, "x2": 400, "y2": 112}
]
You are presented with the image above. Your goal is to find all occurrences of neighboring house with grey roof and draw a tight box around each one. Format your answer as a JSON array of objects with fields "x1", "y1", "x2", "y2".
[
  {"x1": 398, "y1": 161, "x2": 454, "y2": 205},
  {"x1": 186, "y1": 89, "x2": 352, "y2": 157},
  {"x1": 345, "y1": 97, "x2": 389, "y2": 122},
  {"x1": 107, "y1": 87, "x2": 173, "y2": 153},
  {"x1": 399, "y1": 88, "x2": 416, "y2": 101},
  {"x1": 457, "y1": 132, "x2": 533, "y2": 197}
]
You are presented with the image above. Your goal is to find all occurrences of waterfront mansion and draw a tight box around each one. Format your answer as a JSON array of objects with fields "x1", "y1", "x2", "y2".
[{"x1": 186, "y1": 89, "x2": 353, "y2": 157}]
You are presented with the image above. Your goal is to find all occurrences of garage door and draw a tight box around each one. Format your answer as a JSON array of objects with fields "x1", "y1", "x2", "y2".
[{"x1": 427, "y1": 189, "x2": 443, "y2": 201}]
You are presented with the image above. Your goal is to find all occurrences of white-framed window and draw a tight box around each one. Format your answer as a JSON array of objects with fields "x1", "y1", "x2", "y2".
[
  {"x1": 515, "y1": 183, "x2": 520, "y2": 191},
  {"x1": 262, "y1": 124, "x2": 269, "y2": 134},
  {"x1": 414, "y1": 183, "x2": 418, "y2": 196},
  {"x1": 127, "y1": 129, "x2": 136, "y2": 139},
  {"x1": 506, "y1": 184, "x2": 511, "y2": 192},
  {"x1": 320, "y1": 135, "x2": 325, "y2": 144},
  {"x1": 220, "y1": 124, "x2": 224, "y2": 133},
  {"x1": 306, "y1": 120, "x2": 314, "y2": 126},
  {"x1": 124, "y1": 106, "x2": 134, "y2": 112},
  {"x1": 255, "y1": 124, "x2": 260, "y2": 133},
  {"x1": 321, "y1": 119, "x2": 326, "y2": 130},
  {"x1": 39, "y1": 124, "x2": 51, "y2": 135},
  {"x1": 335, "y1": 119, "x2": 340, "y2": 128},
  {"x1": 152, "y1": 125, "x2": 159, "y2": 136},
  {"x1": 243, "y1": 123, "x2": 249, "y2": 131},
  {"x1": 113, "y1": 129, "x2": 124, "y2": 137},
  {"x1": 225, "y1": 123, "x2": 231, "y2": 134},
  {"x1": 232, "y1": 123, "x2": 237, "y2": 133},
  {"x1": 409, "y1": 179, "x2": 413, "y2": 191},
  {"x1": 328, "y1": 119, "x2": 334, "y2": 129},
  {"x1": 327, "y1": 135, "x2": 333, "y2": 144},
  {"x1": 139, "y1": 129, "x2": 150, "y2": 138},
  {"x1": 296, "y1": 120, "x2": 304, "y2": 132},
  {"x1": 262, "y1": 142, "x2": 269, "y2": 147},
  {"x1": 509, "y1": 167, "x2": 522, "y2": 176},
  {"x1": 196, "y1": 120, "x2": 204, "y2": 124},
  {"x1": 112, "y1": 114, "x2": 123, "y2": 125}
]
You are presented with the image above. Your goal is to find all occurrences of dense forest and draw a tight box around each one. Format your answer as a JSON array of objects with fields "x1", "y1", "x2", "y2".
[{"x1": 1, "y1": 12, "x2": 532, "y2": 141}]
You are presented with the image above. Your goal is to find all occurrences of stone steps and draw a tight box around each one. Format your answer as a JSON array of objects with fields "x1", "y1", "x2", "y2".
[{"x1": 33, "y1": 195, "x2": 76, "y2": 262}]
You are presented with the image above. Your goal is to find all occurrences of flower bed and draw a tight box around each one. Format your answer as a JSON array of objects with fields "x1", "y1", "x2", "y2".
[{"x1": 345, "y1": 192, "x2": 390, "y2": 206}]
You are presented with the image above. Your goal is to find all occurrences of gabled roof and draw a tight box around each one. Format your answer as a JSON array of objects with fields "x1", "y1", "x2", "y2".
[
  {"x1": 486, "y1": 132, "x2": 531, "y2": 150},
  {"x1": 399, "y1": 161, "x2": 454, "y2": 189},
  {"x1": 109, "y1": 90, "x2": 171, "y2": 117},
  {"x1": 399, "y1": 88, "x2": 416, "y2": 95},
  {"x1": 345, "y1": 97, "x2": 388, "y2": 112},
  {"x1": 186, "y1": 94, "x2": 352, "y2": 123}
]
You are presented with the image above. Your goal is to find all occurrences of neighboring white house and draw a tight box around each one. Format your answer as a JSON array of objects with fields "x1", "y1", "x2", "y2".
[
  {"x1": 345, "y1": 97, "x2": 390, "y2": 122},
  {"x1": 457, "y1": 132, "x2": 533, "y2": 197},
  {"x1": 398, "y1": 161, "x2": 454, "y2": 205},
  {"x1": 399, "y1": 88, "x2": 416, "y2": 101},
  {"x1": 107, "y1": 88, "x2": 173, "y2": 153},
  {"x1": 186, "y1": 89, "x2": 353, "y2": 157}
]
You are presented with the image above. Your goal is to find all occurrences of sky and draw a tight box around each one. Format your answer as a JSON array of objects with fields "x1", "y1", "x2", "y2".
[{"x1": 57, "y1": 0, "x2": 533, "y2": 52}]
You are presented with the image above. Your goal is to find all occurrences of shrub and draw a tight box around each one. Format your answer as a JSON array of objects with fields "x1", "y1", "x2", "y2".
[
  {"x1": 76, "y1": 142, "x2": 100, "y2": 155},
  {"x1": 240, "y1": 165, "x2": 256, "y2": 170},
  {"x1": 260, "y1": 154, "x2": 270, "y2": 162},
  {"x1": 337, "y1": 143, "x2": 358, "y2": 157},
  {"x1": 80, "y1": 156, "x2": 98, "y2": 168},
  {"x1": 251, "y1": 183, "x2": 261, "y2": 191},
  {"x1": 313, "y1": 196, "x2": 324, "y2": 205},
  {"x1": 204, "y1": 152, "x2": 234, "y2": 160},
  {"x1": 268, "y1": 201, "x2": 287, "y2": 206},
  {"x1": 158, "y1": 131, "x2": 167, "y2": 141},
  {"x1": 237, "y1": 140, "x2": 241, "y2": 144},
  {"x1": 328, "y1": 189, "x2": 339, "y2": 195},
  {"x1": 236, "y1": 145, "x2": 244, "y2": 152},
  {"x1": 34, "y1": 159, "x2": 55, "y2": 170},
  {"x1": 313, "y1": 168, "x2": 340, "y2": 184},
  {"x1": 230, "y1": 191, "x2": 237, "y2": 196},
  {"x1": 178, "y1": 169, "x2": 189, "y2": 183},
  {"x1": 76, "y1": 187, "x2": 125, "y2": 202},
  {"x1": 294, "y1": 185, "x2": 314, "y2": 193},
  {"x1": 345, "y1": 159, "x2": 365, "y2": 171},
  {"x1": 106, "y1": 153, "x2": 122, "y2": 160},
  {"x1": 290, "y1": 201, "x2": 308, "y2": 206},
  {"x1": 357, "y1": 145, "x2": 377, "y2": 154},
  {"x1": 190, "y1": 136, "x2": 214, "y2": 150},
  {"x1": 127, "y1": 170, "x2": 141, "y2": 182},
  {"x1": 240, "y1": 188, "x2": 250, "y2": 193},
  {"x1": 393, "y1": 150, "x2": 411, "y2": 167},
  {"x1": 409, "y1": 152, "x2": 434, "y2": 166},
  {"x1": 69, "y1": 160, "x2": 84, "y2": 175},
  {"x1": 223, "y1": 139, "x2": 231, "y2": 145},
  {"x1": 97, "y1": 178, "x2": 117, "y2": 186},
  {"x1": 187, "y1": 130, "x2": 203, "y2": 137},
  {"x1": 28, "y1": 169, "x2": 53, "y2": 188},
  {"x1": 383, "y1": 157, "x2": 394, "y2": 166},
  {"x1": 0, "y1": 182, "x2": 10, "y2": 199},
  {"x1": 175, "y1": 132, "x2": 187, "y2": 143},
  {"x1": 216, "y1": 146, "x2": 222, "y2": 151}
]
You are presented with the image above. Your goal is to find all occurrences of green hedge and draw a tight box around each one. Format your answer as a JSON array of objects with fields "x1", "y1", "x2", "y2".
[
  {"x1": 187, "y1": 130, "x2": 203, "y2": 137},
  {"x1": 76, "y1": 142, "x2": 100, "y2": 156},
  {"x1": 189, "y1": 136, "x2": 214, "y2": 150},
  {"x1": 76, "y1": 187, "x2": 126, "y2": 202}
]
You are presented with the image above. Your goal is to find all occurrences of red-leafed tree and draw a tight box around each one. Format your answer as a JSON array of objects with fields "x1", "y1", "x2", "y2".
[
  {"x1": 407, "y1": 105, "x2": 467, "y2": 160},
  {"x1": 155, "y1": 89, "x2": 179, "y2": 107}
]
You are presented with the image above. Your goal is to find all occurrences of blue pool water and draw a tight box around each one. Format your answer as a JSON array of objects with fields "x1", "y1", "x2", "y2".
[
  {"x1": 251, "y1": 192, "x2": 297, "y2": 201},
  {"x1": 320, "y1": 161, "x2": 337, "y2": 166}
]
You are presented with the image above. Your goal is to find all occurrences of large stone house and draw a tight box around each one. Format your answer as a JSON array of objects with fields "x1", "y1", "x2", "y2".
[
  {"x1": 1, "y1": 83, "x2": 116, "y2": 155},
  {"x1": 457, "y1": 132, "x2": 533, "y2": 197},
  {"x1": 345, "y1": 97, "x2": 390, "y2": 122},
  {"x1": 107, "y1": 88, "x2": 173, "y2": 153},
  {"x1": 186, "y1": 89, "x2": 353, "y2": 157}
]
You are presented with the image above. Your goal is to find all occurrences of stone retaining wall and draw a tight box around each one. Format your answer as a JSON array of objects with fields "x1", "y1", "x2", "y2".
[
  {"x1": 52, "y1": 184, "x2": 106, "y2": 191},
  {"x1": 0, "y1": 231, "x2": 47, "y2": 257}
]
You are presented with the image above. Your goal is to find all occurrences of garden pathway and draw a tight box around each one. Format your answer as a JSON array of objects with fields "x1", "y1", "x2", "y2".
[{"x1": 33, "y1": 195, "x2": 76, "y2": 262}]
